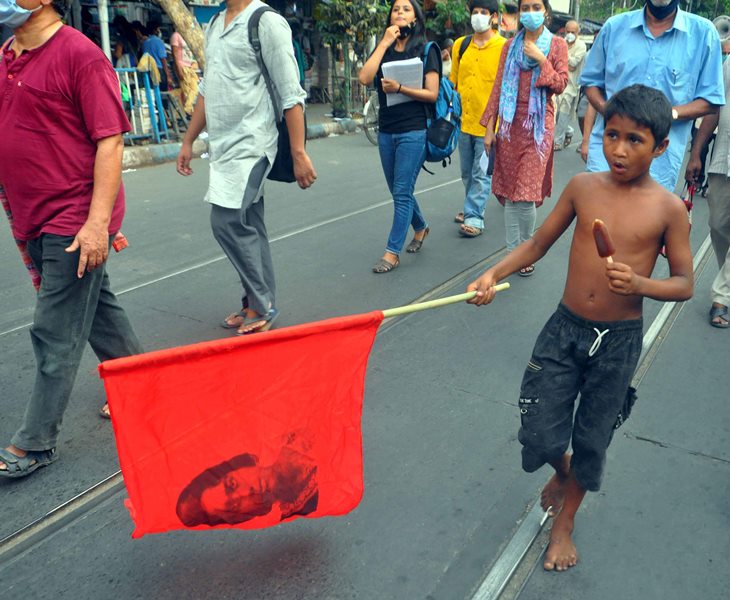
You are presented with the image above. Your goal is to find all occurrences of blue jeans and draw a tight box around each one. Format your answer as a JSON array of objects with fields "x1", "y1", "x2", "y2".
[
  {"x1": 378, "y1": 129, "x2": 428, "y2": 255},
  {"x1": 459, "y1": 133, "x2": 492, "y2": 230}
]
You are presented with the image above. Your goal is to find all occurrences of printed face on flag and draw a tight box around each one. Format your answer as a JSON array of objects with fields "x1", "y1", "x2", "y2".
[
  {"x1": 99, "y1": 312, "x2": 383, "y2": 538},
  {"x1": 177, "y1": 433, "x2": 319, "y2": 526}
]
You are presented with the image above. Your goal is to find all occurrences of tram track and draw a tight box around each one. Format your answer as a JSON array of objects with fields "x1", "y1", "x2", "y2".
[{"x1": 0, "y1": 178, "x2": 713, "y2": 594}]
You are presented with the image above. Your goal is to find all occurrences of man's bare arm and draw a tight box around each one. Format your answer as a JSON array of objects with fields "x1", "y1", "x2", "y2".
[
  {"x1": 585, "y1": 86, "x2": 607, "y2": 115},
  {"x1": 685, "y1": 112, "x2": 719, "y2": 182},
  {"x1": 284, "y1": 104, "x2": 317, "y2": 189},
  {"x1": 177, "y1": 96, "x2": 206, "y2": 176},
  {"x1": 65, "y1": 134, "x2": 124, "y2": 277},
  {"x1": 673, "y1": 99, "x2": 720, "y2": 122}
]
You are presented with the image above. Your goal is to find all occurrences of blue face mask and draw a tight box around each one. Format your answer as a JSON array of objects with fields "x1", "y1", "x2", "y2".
[
  {"x1": 0, "y1": 0, "x2": 42, "y2": 31},
  {"x1": 520, "y1": 11, "x2": 545, "y2": 32}
]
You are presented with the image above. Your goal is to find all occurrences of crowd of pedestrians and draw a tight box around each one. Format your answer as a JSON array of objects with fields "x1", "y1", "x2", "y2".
[{"x1": 1, "y1": 0, "x2": 729, "y2": 579}]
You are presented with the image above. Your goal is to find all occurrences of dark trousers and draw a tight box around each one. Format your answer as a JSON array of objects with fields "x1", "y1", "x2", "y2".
[
  {"x1": 209, "y1": 157, "x2": 275, "y2": 315},
  {"x1": 11, "y1": 234, "x2": 142, "y2": 451}
]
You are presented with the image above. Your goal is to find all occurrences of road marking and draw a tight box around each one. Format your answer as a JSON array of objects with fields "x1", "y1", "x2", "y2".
[{"x1": 0, "y1": 178, "x2": 461, "y2": 338}]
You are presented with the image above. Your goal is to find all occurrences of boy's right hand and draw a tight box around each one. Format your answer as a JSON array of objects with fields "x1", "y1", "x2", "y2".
[{"x1": 467, "y1": 270, "x2": 498, "y2": 306}]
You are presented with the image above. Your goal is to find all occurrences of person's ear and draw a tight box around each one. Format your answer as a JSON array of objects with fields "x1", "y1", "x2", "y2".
[{"x1": 653, "y1": 137, "x2": 670, "y2": 157}]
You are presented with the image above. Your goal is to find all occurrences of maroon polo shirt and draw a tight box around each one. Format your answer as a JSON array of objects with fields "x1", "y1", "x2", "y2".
[{"x1": 0, "y1": 26, "x2": 130, "y2": 241}]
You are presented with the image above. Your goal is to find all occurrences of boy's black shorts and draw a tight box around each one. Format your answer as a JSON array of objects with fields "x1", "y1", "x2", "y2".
[{"x1": 518, "y1": 304, "x2": 643, "y2": 492}]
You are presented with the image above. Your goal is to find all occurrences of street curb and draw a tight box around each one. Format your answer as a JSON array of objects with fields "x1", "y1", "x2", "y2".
[{"x1": 122, "y1": 117, "x2": 363, "y2": 170}]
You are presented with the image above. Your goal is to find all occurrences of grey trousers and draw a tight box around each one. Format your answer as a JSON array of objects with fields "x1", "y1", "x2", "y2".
[
  {"x1": 210, "y1": 157, "x2": 275, "y2": 316},
  {"x1": 504, "y1": 200, "x2": 537, "y2": 252},
  {"x1": 554, "y1": 92, "x2": 579, "y2": 146},
  {"x1": 707, "y1": 174, "x2": 730, "y2": 306},
  {"x1": 12, "y1": 234, "x2": 143, "y2": 451}
]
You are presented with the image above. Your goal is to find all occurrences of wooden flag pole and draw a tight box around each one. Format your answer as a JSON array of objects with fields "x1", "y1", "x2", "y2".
[{"x1": 381, "y1": 283, "x2": 510, "y2": 318}]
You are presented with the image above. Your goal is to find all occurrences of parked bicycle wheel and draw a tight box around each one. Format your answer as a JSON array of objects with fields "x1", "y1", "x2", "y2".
[{"x1": 363, "y1": 92, "x2": 379, "y2": 146}]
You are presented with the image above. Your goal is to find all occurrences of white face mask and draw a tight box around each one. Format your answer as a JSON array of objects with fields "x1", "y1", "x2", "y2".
[
  {"x1": 471, "y1": 13, "x2": 491, "y2": 33},
  {"x1": 565, "y1": 32, "x2": 576, "y2": 43}
]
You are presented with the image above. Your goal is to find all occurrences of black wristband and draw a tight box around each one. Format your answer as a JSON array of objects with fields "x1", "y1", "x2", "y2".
[{"x1": 397, "y1": 83, "x2": 402, "y2": 93}]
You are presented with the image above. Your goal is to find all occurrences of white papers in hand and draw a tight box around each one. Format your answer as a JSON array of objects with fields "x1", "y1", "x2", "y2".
[
  {"x1": 479, "y1": 150, "x2": 490, "y2": 174},
  {"x1": 381, "y1": 57, "x2": 424, "y2": 106}
]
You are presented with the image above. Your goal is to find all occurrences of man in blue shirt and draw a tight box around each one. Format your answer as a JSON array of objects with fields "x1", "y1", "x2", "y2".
[
  {"x1": 581, "y1": 1, "x2": 725, "y2": 191},
  {"x1": 132, "y1": 21, "x2": 172, "y2": 90}
]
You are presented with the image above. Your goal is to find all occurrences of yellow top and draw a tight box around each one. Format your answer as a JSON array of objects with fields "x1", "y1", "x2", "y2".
[{"x1": 450, "y1": 33, "x2": 506, "y2": 137}]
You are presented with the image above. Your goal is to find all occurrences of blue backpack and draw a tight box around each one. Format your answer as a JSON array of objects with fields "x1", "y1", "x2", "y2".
[{"x1": 422, "y1": 41, "x2": 462, "y2": 169}]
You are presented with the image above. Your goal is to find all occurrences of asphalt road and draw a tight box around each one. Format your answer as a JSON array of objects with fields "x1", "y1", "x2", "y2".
[{"x1": 0, "y1": 131, "x2": 727, "y2": 599}]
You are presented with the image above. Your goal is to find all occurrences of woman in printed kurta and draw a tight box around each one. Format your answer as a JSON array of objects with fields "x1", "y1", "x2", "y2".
[{"x1": 481, "y1": 0, "x2": 567, "y2": 275}]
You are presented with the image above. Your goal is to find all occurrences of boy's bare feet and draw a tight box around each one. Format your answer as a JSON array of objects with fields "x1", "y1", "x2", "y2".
[
  {"x1": 541, "y1": 454, "x2": 571, "y2": 516},
  {"x1": 544, "y1": 514, "x2": 578, "y2": 571}
]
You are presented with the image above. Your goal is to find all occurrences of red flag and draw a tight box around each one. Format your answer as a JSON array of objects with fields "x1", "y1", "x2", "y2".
[{"x1": 99, "y1": 311, "x2": 383, "y2": 538}]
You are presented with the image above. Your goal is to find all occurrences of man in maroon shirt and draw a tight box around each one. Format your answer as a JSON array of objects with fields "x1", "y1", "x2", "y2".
[{"x1": 0, "y1": 0, "x2": 142, "y2": 479}]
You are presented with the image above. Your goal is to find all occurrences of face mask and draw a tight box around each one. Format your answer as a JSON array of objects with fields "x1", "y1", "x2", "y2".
[
  {"x1": 520, "y1": 11, "x2": 545, "y2": 32},
  {"x1": 471, "y1": 13, "x2": 491, "y2": 33},
  {"x1": 645, "y1": 0, "x2": 679, "y2": 20},
  {"x1": 398, "y1": 21, "x2": 416, "y2": 39},
  {"x1": 0, "y1": 0, "x2": 41, "y2": 30},
  {"x1": 565, "y1": 32, "x2": 576, "y2": 43}
]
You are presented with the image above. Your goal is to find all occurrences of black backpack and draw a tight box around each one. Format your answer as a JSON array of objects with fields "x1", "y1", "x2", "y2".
[{"x1": 209, "y1": 7, "x2": 304, "y2": 183}]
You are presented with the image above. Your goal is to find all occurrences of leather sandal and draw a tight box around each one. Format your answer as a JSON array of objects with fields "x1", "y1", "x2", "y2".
[
  {"x1": 454, "y1": 212, "x2": 465, "y2": 224},
  {"x1": 236, "y1": 308, "x2": 280, "y2": 335},
  {"x1": 0, "y1": 447, "x2": 58, "y2": 479},
  {"x1": 709, "y1": 304, "x2": 729, "y2": 328},
  {"x1": 406, "y1": 227, "x2": 429, "y2": 253},
  {"x1": 459, "y1": 224, "x2": 482, "y2": 238},
  {"x1": 372, "y1": 257, "x2": 399, "y2": 273}
]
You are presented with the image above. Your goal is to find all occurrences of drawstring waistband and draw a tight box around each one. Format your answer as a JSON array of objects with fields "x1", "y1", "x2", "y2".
[{"x1": 588, "y1": 328, "x2": 610, "y2": 357}]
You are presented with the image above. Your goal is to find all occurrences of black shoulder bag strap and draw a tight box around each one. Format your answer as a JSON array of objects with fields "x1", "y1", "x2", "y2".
[
  {"x1": 458, "y1": 35, "x2": 473, "y2": 62},
  {"x1": 249, "y1": 5, "x2": 301, "y2": 183},
  {"x1": 249, "y1": 6, "x2": 282, "y2": 122}
]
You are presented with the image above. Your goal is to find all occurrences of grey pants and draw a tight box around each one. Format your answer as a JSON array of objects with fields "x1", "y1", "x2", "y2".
[
  {"x1": 12, "y1": 234, "x2": 142, "y2": 451},
  {"x1": 504, "y1": 200, "x2": 537, "y2": 251},
  {"x1": 707, "y1": 174, "x2": 730, "y2": 306},
  {"x1": 210, "y1": 157, "x2": 275, "y2": 316},
  {"x1": 554, "y1": 93, "x2": 579, "y2": 146}
]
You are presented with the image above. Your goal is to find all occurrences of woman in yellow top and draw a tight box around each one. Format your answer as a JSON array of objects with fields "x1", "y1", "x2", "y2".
[{"x1": 450, "y1": 0, "x2": 506, "y2": 237}]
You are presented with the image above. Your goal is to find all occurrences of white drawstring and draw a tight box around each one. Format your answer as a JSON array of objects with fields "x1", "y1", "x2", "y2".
[{"x1": 588, "y1": 328, "x2": 610, "y2": 357}]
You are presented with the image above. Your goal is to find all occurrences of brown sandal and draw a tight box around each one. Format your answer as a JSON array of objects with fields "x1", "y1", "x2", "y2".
[
  {"x1": 459, "y1": 224, "x2": 482, "y2": 238},
  {"x1": 406, "y1": 227, "x2": 429, "y2": 253},
  {"x1": 454, "y1": 212, "x2": 465, "y2": 224},
  {"x1": 372, "y1": 257, "x2": 400, "y2": 273}
]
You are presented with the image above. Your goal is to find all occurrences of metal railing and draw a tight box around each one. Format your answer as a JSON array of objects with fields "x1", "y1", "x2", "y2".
[{"x1": 115, "y1": 68, "x2": 170, "y2": 145}]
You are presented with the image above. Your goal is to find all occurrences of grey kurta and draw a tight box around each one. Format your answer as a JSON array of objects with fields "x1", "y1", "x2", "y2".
[{"x1": 200, "y1": 0, "x2": 306, "y2": 209}]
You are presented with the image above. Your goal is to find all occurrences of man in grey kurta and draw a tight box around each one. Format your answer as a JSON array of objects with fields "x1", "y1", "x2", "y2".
[
  {"x1": 686, "y1": 57, "x2": 730, "y2": 328},
  {"x1": 177, "y1": 0, "x2": 316, "y2": 334}
]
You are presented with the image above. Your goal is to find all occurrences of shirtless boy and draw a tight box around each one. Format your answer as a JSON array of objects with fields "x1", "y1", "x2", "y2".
[{"x1": 467, "y1": 84, "x2": 694, "y2": 571}]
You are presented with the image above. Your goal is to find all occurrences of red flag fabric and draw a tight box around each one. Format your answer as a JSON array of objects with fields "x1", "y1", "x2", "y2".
[{"x1": 99, "y1": 311, "x2": 383, "y2": 538}]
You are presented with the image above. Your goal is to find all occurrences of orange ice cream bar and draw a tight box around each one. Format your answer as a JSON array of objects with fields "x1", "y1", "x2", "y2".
[{"x1": 592, "y1": 219, "x2": 615, "y2": 261}]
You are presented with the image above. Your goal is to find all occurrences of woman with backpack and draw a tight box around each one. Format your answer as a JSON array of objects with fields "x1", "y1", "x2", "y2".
[
  {"x1": 358, "y1": 0, "x2": 440, "y2": 274},
  {"x1": 481, "y1": 0, "x2": 567, "y2": 276}
]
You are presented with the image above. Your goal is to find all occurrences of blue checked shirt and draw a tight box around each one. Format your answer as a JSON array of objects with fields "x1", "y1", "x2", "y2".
[{"x1": 580, "y1": 8, "x2": 725, "y2": 191}]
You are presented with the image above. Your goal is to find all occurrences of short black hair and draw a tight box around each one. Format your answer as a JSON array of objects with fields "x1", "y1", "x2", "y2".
[
  {"x1": 604, "y1": 84, "x2": 672, "y2": 148},
  {"x1": 469, "y1": 0, "x2": 499, "y2": 13}
]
